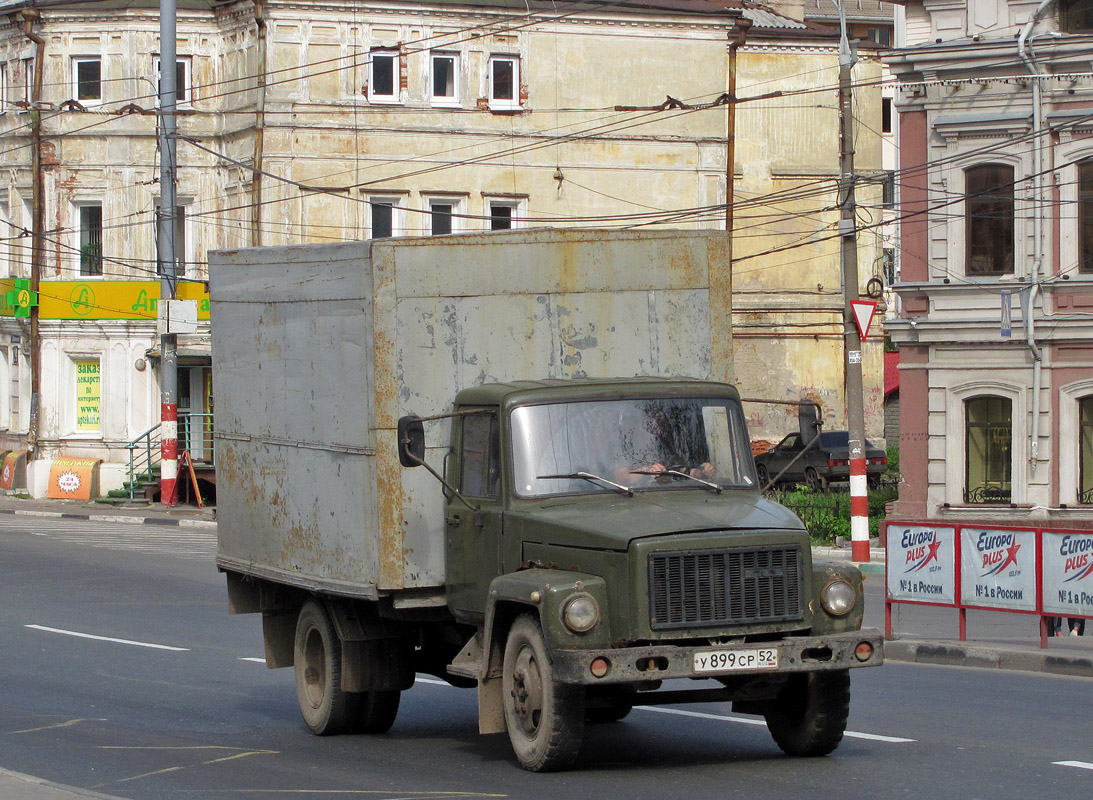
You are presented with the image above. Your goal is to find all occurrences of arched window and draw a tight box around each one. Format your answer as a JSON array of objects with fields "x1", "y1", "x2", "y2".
[
  {"x1": 965, "y1": 396, "x2": 1011, "y2": 503},
  {"x1": 1081, "y1": 161, "x2": 1093, "y2": 274},
  {"x1": 1081, "y1": 396, "x2": 1093, "y2": 504},
  {"x1": 965, "y1": 164, "x2": 1014, "y2": 276}
]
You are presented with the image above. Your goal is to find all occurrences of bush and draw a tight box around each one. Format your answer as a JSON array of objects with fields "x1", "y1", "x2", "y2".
[{"x1": 771, "y1": 484, "x2": 898, "y2": 546}]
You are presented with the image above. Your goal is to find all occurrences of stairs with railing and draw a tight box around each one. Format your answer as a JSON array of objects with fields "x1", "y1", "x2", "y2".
[{"x1": 96, "y1": 413, "x2": 216, "y2": 505}]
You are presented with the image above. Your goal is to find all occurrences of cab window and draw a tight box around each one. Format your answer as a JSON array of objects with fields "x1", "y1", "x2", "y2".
[{"x1": 460, "y1": 412, "x2": 500, "y2": 497}]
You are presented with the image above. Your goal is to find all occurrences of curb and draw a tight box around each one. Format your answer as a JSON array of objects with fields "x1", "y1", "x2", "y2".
[
  {"x1": 884, "y1": 639, "x2": 1093, "y2": 679},
  {"x1": 0, "y1": 768, "x2": 128, "y2": 800},
  {"x1": 0, "y1": 507, "x2": 217, "y2": 531}
]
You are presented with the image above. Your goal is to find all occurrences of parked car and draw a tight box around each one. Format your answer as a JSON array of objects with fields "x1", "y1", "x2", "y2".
[{"x1": 754, "y1": 431, "x2": 887, "y2": 490}]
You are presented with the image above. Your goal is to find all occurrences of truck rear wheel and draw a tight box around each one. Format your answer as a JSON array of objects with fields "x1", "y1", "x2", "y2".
[
  {"x1": 353, "y1": 690, "x2": 400, "y2": 734},
  {"x1": 294, "y1": 599, "x2": 353, "y2": 736},
  {"x1": 502, "y1": 614, "x2": 585, "y2": 772},
  {"x1": 763, "y1": 670, "x2": 850, "y2": 757}
]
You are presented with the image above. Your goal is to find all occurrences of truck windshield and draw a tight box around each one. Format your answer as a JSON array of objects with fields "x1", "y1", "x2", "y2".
[{"x1": 510, "y1": 397, "x2": 758, "y2": 498}]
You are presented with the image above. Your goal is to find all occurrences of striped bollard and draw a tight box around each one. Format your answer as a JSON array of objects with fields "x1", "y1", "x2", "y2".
[{"x1": 161, "y1": 402, "x2": 178, "y2": 506}]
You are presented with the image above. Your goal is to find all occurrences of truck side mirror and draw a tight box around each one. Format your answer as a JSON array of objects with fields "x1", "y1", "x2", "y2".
[
  {"x1": 798, "y1": 401, "x2": 821, "y2": 443},
  {"x1": 397, "y1": 415, "x2": 426, "y2": 467}
]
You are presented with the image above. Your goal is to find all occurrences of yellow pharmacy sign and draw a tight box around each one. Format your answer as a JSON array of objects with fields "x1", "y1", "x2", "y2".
[{"x1": 0, "y1": 280, "x2": 210, "y2": 321}]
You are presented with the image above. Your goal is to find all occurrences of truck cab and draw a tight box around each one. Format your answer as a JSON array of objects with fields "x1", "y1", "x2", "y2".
[{"x1": 402, "y1": 378, "x2": 882, "y2": 771}]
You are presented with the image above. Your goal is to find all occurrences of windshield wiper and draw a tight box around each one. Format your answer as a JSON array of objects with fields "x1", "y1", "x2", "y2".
[
  {"x1": 537, "y1": 472, "x2": 634, "y2": 497},
  {"x1": 630, "y1": 468, "x2": 723, "y2": 494}
]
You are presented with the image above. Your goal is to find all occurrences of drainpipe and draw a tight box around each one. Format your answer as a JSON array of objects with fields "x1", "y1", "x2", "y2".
[
  {"x1": 251, "y1": 2, "x2": 267, "y2": 247},
  {"x1": 1018, "y1": 3, "x2": 1054, "y2": 475},
  {"x1": 21, "y1": 9, "x2": 44, "y2": 459},
  {"x1": 1017, "y1": 1, "x2": 1055, "y2": 475}
]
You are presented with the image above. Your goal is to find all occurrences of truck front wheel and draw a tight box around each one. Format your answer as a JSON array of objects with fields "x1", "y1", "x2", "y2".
[
  {"x1": 294, "y1": 599, "x2": 353, "y2": 736},
  {"x1": 763, "y1": 670, "x2": 850, "y2": 757},
  {"x1": 502, "y1": 614, "x2": 585, "y2": 772}
]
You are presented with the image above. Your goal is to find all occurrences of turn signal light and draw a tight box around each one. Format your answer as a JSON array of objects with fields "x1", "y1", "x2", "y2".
[{"x1": 590, "y1": 657, "x2": 611, "y2": 678}]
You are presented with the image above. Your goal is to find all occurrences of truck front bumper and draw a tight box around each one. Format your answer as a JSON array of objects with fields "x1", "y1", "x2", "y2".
[{"x1": 551, "y1": 628, "x2": 883, "y2": 685}]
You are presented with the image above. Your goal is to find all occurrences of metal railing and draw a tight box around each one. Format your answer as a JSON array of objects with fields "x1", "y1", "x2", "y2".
[
  {"x1": 124, "y1": 423, "x2": 162, "y2": 502},
  {"x1": 180, "y1": 413, "x2": 215, "y2": 465},
  {"x1": 122, "y1": 412, "x2": 216, "y2": 502}
]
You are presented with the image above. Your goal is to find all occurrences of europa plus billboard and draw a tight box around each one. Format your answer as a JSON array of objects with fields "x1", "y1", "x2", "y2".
[
  {"x1": 960, "y1": 528, "x2": 1037, "y2": 611},
  {"x1": 1042, "y1": 531, "x2": 1093, "y2": 618},
  {"x1": 886, "y1": 524, "x2": 956, "y2": 604}
]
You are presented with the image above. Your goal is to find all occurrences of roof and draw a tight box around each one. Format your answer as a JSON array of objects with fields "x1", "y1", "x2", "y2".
[
  {"x1": 884, "y1": 350, "x2": 899, "y2": 398},
  {"x1": 0, "y1": 0, "x2": 820, "y2": 35}
]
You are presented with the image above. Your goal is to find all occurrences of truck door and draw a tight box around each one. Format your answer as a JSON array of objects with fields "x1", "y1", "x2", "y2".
[{"x1": 445, "y1": 409, "x2": 503, "y2": 620}]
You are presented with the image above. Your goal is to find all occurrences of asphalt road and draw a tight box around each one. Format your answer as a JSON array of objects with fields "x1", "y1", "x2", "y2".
[{"x1": 2, "y1": 515, "x2": 1091, "y2": 800}]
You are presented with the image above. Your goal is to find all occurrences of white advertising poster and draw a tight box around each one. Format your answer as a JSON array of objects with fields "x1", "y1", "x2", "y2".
[
  {"x1": 1042, "y1": 531, "x2": 1093, "y2": 617},
  {"x1": 960, "y1": 528, "x2": 1037, "y2": 611},
  {"x1": 887, "y1": 524, "x2": 956, "y2": 604}
]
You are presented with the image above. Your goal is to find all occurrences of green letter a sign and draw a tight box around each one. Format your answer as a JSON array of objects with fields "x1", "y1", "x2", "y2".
[{"x1": 6, "y1": 279, "x2": 37, "y2": 318}]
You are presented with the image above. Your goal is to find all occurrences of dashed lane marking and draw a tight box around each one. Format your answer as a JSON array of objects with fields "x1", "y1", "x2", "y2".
[
  {"x1": 1055, "y1": 761, "x2": 1093, "y2": 770},
  {"x1": 25, "y1": 624, "x2": 189, "y2": 651}
]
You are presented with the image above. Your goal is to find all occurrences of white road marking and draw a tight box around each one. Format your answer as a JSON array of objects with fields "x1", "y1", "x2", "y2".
[
  {"x1": 1055, "y1": 761, "x2": 1093, "y2": 770},
  {"x1": 239, "y1": 657, "x2": 266, "y2": 663},
  {"x1": 25, "y1": 624, "x2": 189, "y2": 651},
  {"x1": 2, "y1": 516, "x2": 216, "y2": 560}
]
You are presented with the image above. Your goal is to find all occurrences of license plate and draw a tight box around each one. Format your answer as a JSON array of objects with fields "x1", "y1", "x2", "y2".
[{"x1": 693, "y1": 647, "x2": 778, "y2": 674}]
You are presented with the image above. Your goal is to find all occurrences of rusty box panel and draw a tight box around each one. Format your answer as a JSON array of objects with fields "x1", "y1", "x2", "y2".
[{"x1": 210, "y1": 230, "x2": 732, "y2": 597}]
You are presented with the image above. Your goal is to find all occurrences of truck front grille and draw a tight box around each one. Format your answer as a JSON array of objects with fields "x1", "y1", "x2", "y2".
[{"x1": 648, "y1": 545, "x2": 804, "y2": 630}]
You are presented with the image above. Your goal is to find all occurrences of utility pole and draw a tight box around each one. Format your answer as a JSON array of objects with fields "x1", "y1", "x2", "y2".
[
  {"x1": 22, "y1": 10, "x2": 43, "y2": 460},
  {"x1": 835, "y1": 2, "x2": 870, "y2": 562},
  {"x1": 158, "y1": 0, "x2": 179, "y2": 504},
  {"x1": 725, "y1": 12, "x2": 751, "y2": 232}
]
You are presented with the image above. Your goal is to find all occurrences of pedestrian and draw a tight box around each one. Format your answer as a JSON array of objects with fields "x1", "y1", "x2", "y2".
[{"x1": 1067, "y1": 617, "x2": 1086, "y2": 636}]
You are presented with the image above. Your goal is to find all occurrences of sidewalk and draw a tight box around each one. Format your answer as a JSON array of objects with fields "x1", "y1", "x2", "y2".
[
  {"x1": 0, "y1": 492, "x2": 216, "y2": 530},
  {"x1": 0, "y1": 769, "x2": 127, "y2": 800},
  {"x1": 2, "y1": 494, "x2": 1090, "y2": 679}
]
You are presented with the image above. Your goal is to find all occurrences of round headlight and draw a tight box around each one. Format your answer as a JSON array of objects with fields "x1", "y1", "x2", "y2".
[
  {"x1": 821, "y1": 579, "x2": 857, "y2": 617},
  {"x1": 563, "y1": 594, "x2": 600, "y2": 633}
]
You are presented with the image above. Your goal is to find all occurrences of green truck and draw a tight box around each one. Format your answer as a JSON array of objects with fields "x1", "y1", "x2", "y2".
[{"x1": 209, "y1": 232, "x2": 882, "y2": 772}]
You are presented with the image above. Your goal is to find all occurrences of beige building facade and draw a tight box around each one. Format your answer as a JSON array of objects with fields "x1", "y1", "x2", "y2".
[{"x1": 0, "y1": 0, "x2": 884, "y2": 496}]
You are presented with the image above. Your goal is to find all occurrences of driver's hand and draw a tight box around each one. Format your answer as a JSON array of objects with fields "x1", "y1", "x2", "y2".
[{"x1": 690, "y1": 462, "x2": 714, "y2": 479}]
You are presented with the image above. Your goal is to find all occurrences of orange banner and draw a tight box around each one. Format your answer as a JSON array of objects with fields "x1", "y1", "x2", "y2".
[{"x1": 47, "y1": 458, "x2": 102, "y2": 500}]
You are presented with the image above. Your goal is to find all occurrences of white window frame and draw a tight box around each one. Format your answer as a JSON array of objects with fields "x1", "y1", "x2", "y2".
[
  {"x1": 72, "y1": 56, "x2": 103, "y2": 106},
  {"x1": 368, "y1": 50, "x2": 400, "y2": 104},
  {"x1": 944, "y1": 381, "x2": 1026, "y2": 507},
  {"x1": 20, "y1": 58, "x2": 32, "y2": 106},
  {"x1": 153, "y1": 55, "x2": 193, "y2": 107},
  {"x1": 366, "y1": 196, "x2": 403, "y2": 239},
  {"x1": 0, "y1": 63, "x2": 7, "y2": 114},
  {"x1": 430, "y1": 51, "x2": 459, "y2": 107},
  {"x1": 155, "y1": 197, "x2": 193, "y2": 280},
  {"x1": 488, "y1": 55, "x2": 520, "y2": 110},
  {"x1": 1060, "y1": 381, "x2": 1093, "y2": 505},
  {"x1": 73, "y1": 201, "x2": 104, "y2": 278},
  {"x1": 484, "y1": 196, "x2": 526, "y2": 230},
  {"x1": 1056, "y1": 141, "x2": 1093, "y2": 281},
  {"x1": 424, "y1": 196, "x2": 463, "y2": 236},
  {"x1": 944, "y1": 153, "x2": 1026, "y2": 281}
]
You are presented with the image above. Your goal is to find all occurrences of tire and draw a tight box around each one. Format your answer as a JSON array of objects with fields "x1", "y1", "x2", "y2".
[
  {"x1": 502, "y1": 614, "x2": 585, "y2": 772},
  {"x1": 756, "y1": 464, "x2": 771, "y2": 488},
  {"x1": 585, "y1": 700, "x2": 633, "y2": 724},
  {"x1": 294, "y1": 599, "x2": 354, "y2": 736},
  {"x1": 764, "y1": 670, "x2": 850, "y2": 757},
  {"x1": 804, "y1": 467, "x2": 826, "y2": 491},
  {"x1": 353, "y1": 690, "x2": 401, "y2": 734}
]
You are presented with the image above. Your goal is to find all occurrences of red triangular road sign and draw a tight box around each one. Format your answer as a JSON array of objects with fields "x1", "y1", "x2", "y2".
[{"x1": 851, "y1": 300, "x2": 877, "y2": 340}]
